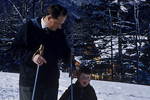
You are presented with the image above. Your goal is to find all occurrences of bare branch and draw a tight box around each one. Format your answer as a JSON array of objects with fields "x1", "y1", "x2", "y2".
[{"x1": 8, "y1": 0, "x2": 24, "y2": 24}]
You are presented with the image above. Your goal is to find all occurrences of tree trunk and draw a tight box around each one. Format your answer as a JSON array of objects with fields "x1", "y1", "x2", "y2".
[
  {"x1": 33, "y1": 0, "x2": 36, "y2": 18},
  {"x1": 40, "y1": 0, "x2": 44, "y2": 16},
  {"x1": 22, "y1": 0, "x2": 27, "y2": 21}
]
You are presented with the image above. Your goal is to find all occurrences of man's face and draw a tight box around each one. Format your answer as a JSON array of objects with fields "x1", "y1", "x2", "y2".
[
  {"x1": 79, "y1": 73, "x2": 91, "y2": 87},
  {"x1": 47, "y1": 15, "x2": 67, "y2": 31}
]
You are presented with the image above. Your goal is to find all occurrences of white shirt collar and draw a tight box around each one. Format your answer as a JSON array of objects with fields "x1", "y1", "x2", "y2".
[{"x1": 41, "y1": 17, "x2": 47, "y2": 29}]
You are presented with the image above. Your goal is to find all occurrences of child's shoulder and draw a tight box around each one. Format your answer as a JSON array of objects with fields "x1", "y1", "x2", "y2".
[{"x1": 86, "y1": 84, "x2": 95, "y2": 91}]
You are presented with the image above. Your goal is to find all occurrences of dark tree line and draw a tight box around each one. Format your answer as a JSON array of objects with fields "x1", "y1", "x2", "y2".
[{"x1": 0, "y1": 0, "x2": 149, "y2": 85}]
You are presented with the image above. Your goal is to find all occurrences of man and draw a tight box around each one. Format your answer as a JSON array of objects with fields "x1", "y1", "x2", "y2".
[{"x1": 11, "y1": 4, "x2": 76, "y2": 100}]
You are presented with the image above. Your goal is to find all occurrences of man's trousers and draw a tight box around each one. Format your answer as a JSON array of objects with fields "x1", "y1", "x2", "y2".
[{"x1": 19, "y1": 85, "x2": 58, "y2": 100}]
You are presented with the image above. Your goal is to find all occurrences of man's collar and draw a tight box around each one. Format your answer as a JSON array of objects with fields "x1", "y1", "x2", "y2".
[{"x1": 41, "y1": 17, "x2": 47, "y2": 29}]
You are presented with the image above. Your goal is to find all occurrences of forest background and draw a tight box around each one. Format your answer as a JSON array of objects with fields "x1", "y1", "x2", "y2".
[{"x1": 0, "y1": 0, "x2": 150, "y2": 85}]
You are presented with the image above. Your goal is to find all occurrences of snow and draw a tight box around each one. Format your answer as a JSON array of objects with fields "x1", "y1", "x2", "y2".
[
  {"x1": 69, "y1": 0, "x2": 101, "y2": 6},
  {"x1": 0, "y1": 71, "x2": 150, "y2": 100},
  {"x1": 69, "y1": 0, "x2": 147, "y2": 6}
]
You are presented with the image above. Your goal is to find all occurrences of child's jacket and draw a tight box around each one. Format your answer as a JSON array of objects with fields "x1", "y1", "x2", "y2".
[{"x1": 59, "y1": 81, "x2": 97, "y2": 100}]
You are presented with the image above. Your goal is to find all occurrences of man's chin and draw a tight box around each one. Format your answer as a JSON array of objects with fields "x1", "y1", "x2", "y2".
[
  {"x1": 51, "y1": 29, "x2": 55, "y2": 31},
  {"x1": 49, "y1": 28, "x2": 57, "y2": 31}
]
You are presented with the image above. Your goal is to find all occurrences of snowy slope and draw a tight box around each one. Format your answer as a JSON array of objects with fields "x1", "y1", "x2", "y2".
[{"x1": 0, "y1": 71, "x2": 150, "y2": 100}]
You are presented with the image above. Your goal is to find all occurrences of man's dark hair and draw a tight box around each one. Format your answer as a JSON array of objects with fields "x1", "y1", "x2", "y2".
[{"x1": 45, "y1": 4, "x2": 68, "y2": 19}]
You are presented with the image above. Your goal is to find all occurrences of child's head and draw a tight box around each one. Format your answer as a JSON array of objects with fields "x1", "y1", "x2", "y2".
[{"x1": 77, "y1": 66, "x2": 92, "y2": 87}]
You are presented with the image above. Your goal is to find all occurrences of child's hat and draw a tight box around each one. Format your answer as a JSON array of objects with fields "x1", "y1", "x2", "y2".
[{"x1": 77, "y1": 66, "x2": 93, "y2": 80}]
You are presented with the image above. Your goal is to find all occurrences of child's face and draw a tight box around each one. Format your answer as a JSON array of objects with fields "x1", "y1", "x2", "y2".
[{"x1": 79, "y1": 73, "x2": 91, "y2": 87}]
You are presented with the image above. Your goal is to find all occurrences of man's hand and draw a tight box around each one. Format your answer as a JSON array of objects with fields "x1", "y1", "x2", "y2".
[{"x1": 32, "y1": 54, "x2": 47, "y2": 66}]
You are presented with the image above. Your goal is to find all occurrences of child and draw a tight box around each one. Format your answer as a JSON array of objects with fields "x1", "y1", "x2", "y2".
[{"x1": 59, "y1": 66, "x2": 97, "y2": 100}]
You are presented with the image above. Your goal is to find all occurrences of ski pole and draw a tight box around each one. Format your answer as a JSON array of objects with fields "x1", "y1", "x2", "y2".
[
  {"x1": 32, "y1": 65, "x2": 39, "y2": 100},
  {"x1": 32, "y1": 44, "x2": 44, "y2": 100},
  {"x1": 70, "y1": 52, "x2": 73, "y2": 100},
  {"x1": 70, "y1": 63, "x2": 73, "y2": 100}
]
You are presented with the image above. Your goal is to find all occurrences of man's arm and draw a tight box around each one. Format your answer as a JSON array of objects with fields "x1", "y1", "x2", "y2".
[{"x1": 10, "y1": 23, "x2": 33, "y2": 63}]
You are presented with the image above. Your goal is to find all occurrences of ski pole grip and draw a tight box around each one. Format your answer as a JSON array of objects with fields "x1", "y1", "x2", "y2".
[
  {"x1": 32, "y1": 44, "x2": 44, "y2": 61},
  {"x1": 39, "y1": 44, "x2": 44, "y2": 56}
]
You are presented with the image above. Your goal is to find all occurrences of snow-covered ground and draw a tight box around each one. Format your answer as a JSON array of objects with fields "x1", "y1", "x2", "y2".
[{"x1": 0, "y1": 71, "x2": 150, "y2": 100}]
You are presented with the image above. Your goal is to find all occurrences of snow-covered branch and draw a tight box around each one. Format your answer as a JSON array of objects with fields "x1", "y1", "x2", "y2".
[{"x1": 8, "y1": 0, "x2": 24, "y2": 24}]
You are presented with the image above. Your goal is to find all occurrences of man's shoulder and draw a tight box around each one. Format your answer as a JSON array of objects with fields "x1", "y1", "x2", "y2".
[
  {"x1": 30, "y1": 17, "x2": 42, "y2": 29},
  {"x1": 22, "y1": 19, "x2": 35, "y2": 29}
]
